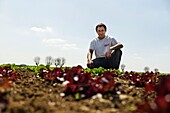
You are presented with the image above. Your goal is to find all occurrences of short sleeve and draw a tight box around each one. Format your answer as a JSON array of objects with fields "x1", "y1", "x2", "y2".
[
  {"x1": 111, "y1": 37, "x2": 118, "y2": 46},
  {"x1": 89, "y1": 40, "x2": 95, "y2": 50}
]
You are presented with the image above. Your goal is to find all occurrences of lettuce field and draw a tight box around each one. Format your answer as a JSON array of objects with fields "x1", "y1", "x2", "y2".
[{"x1": 0, "y1": 64, "x2": 170, "y2": 113}]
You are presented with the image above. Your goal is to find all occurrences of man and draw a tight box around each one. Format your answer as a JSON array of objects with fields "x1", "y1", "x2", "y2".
[{"x1": 87, "y1": 23, "x2": 123, "y2": 69}]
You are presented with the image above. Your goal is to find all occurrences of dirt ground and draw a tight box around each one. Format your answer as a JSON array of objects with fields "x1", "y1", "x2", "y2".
[{"x1": 3, "y1": 68, "x2": 155, "y2": 113}]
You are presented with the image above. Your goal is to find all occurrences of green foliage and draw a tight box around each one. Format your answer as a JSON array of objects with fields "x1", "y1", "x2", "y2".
[
  {"x1": 84, "y1": 67, "x2": 106, "y2": 76},
  {"x1": 0, "y1": 64, "x2": 169, "y2": 76},
  {"x1": 84, "y1": 67, "x2": 122, "y2": 76},
  {"x1": 0, "y1": 63, "x2": 18, "y2": 70},
  {"x1": 25, "y1": 64, "x2": 48, "y2": 74}
]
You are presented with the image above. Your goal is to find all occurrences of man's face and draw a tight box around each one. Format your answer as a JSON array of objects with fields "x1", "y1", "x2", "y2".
[{"x1": 96, "y1": 26, "x2": 106, "y2": 38}]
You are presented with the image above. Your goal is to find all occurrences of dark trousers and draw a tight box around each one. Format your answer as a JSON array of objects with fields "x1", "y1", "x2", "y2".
[{"x1": 88, "y1": 49, "x2": 122, "y2": 69}]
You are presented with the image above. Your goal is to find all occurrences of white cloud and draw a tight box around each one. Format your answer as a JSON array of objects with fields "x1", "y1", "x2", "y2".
[
  {"x1": 30, "y1": 26, "x2": 53, "y2": 33},
  {"x1": 133, "y1": 53, "x2": 143, "y2": 60},
  {"x1": 42, "y1": 38, "x2": 79, "y2": 50}
]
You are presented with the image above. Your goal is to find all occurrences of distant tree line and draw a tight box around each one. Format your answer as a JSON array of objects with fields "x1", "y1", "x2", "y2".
[
  {"x1": 34, "y1": 56, "x2": 65, "y2": 67},
  {"x1": 120, "y1": 64, "x2": 159, "y2": 73}
]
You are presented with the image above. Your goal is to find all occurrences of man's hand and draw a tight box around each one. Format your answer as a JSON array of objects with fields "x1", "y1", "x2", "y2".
[
  {"x1": 87, "y1": 60, "x2": 94, "y2": 68},
  {"x1": 105, "y1": 49, "x2": 112, "y2": 58},
  {"x1": 87, "y1": 59, "x2": 93, "y2": 65}
]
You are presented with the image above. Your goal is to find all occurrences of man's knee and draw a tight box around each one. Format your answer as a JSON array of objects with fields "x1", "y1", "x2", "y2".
[
  {"x1": 111, "y1": 49, "x2": 122, "y2": 59},
  {"x1": 110, "y1": 49, "x2": 122, "y2": 69},
  {"x1": 114, "y1": 49, "x2": 122, "y2": 57}
]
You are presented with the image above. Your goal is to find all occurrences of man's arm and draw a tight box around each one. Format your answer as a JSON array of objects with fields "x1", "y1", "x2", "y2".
[
  {"x1": 87, "y1": 49, "x2": 93, "y2": 64},
  {"x1": 110, "y1": 42, "x2": 123, "y2": 50},
  {"x1": 105, "y1": 43, "x2": 123, "y2": 58}
]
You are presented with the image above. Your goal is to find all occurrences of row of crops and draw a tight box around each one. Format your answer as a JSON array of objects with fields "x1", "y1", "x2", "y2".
[{"x1": 0, "y1": 64, "x2": 170, "y2": 113}]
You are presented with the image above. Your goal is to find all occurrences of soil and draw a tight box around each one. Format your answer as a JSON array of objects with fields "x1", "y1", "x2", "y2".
[{"x1": 3, "y1": 68, "x2": 156, "y2": 113}]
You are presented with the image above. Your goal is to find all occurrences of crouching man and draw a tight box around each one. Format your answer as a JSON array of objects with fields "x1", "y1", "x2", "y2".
[{"x1": 87, "y1": 23, "x2": 123, "y2": 69}]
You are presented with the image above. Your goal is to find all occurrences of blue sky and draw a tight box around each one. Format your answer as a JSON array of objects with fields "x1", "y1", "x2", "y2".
[{"x1": 0, "y1": 0, "x2": 170, "y2": 73}]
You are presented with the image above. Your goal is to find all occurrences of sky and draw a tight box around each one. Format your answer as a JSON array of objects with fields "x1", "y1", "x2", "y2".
[{"x1": 0, "y1": 0, "x2": 170, "y2": 73}]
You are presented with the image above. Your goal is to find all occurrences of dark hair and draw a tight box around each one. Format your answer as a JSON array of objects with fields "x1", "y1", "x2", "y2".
[{"x1": 95, "y1": 23, "x2": 107, "y2": 32}]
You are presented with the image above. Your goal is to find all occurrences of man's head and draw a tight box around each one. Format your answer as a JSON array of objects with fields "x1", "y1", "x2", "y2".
[{"x1": 95, "y1": 23, "x2": 107, "y2": 38}]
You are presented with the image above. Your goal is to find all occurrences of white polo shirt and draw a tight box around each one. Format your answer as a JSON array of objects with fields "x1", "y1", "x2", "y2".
[{"x1": 89, "y1": 35, "x2": 118, "y2": 58}]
